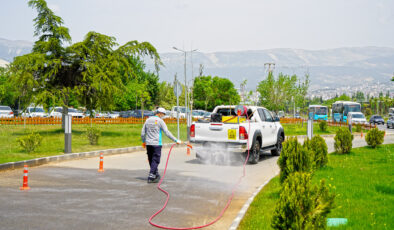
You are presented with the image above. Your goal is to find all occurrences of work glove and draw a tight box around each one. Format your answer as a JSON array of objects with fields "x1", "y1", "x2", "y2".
[
  {"x1": 142, "y1": 143, "x2": 146, "y2": 148},
  {"x1": 176, "y1": 140, "x2": 182, "y2": 145}
]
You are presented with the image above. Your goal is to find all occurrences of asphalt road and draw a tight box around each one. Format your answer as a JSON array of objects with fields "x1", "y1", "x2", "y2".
[{"x1": 1, "y1": 135, "x2": 393, "y2": 230}]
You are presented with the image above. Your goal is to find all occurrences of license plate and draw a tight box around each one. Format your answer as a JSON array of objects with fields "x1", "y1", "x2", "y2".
[{"x1": 228, "y1": 129, "x2": 236, "y2": 140}]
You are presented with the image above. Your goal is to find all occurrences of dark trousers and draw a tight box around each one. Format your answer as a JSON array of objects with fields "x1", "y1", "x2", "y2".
[{"x1": 146, "y1": 145, "x2": 162, "y2": 176}]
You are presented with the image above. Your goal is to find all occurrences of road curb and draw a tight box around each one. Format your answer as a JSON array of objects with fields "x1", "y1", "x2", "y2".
[
  {"x1": 0, "y1": 143, "x2": 180, "y2": 172},
  {"x1": 228, "y1": 173, "x2": 278, "y2": 230}
]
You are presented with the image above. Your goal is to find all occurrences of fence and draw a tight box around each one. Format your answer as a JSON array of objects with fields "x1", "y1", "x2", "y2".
[
  {"x1": 280, "y1": 117, "x2": 376, "y2": 130},
  {"x1": 0, "y1": 117, "x2": 189, "y2": 125}
]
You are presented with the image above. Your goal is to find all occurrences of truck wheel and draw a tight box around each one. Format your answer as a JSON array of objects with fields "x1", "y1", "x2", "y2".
[
  {"x1": 248, "y1": 140, "x2": 260, "y2": 164},
  {"x1": 271, "y1": 136, "x2": 283, "y2": 156}
]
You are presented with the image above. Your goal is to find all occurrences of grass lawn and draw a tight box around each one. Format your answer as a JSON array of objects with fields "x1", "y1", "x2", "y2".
[
  {"x1": 282, "y1": 122, "x2": 368, "y2": 136},
  {"x1": 0, "y1": 123, "x2": 187, "y2": 164},
  {"x1": 239, "y1": 144, "x2": 394, "y2": 230}
]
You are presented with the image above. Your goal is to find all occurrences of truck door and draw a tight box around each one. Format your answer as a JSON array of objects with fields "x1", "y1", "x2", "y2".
[
  {"x1": 257, "y1": 109, "x2": 272, "y2": 147},
  {"x1": 263, "y1": 109, "x2": 277, "y2": 145}
]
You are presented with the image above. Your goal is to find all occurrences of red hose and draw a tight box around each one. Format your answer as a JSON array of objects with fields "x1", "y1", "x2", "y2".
[{"x1": 149, "y1": 119, "x2": 251, "y2": 229}]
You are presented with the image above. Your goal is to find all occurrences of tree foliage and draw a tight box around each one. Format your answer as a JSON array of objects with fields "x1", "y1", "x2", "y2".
[
  {"x1": 334, "y1": 127, "x2": 354, "y2": 154},
  {"x1": 257, "y1": 72, "x2": 309, "y2": 113},
  {"x1": 303, "y1": 135, "x2": 328, "y2": 168},
  {"x1": 278, "y1": 137, "x2": 314, "y2": 183},
  {"x1": 365, "y1": 128, "x2": 385, "y2": 148},
  {"x1": 272, "y1": 172, "x2": 335, "y2": 230},
  {"x1": 9, "y1": 0, "x2": 161, "y2": 114},
  {"x1": 193, "y1": 76, "x2": 240, "y2": 111}
]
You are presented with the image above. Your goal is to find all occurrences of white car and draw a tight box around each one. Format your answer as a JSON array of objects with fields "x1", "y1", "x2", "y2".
[
  {"x1": 190, "y1": 105, "x2": 285, "y2": 164},
  {"x1": 49, "y1": 107, "x2": 84, "y2": 118},
  {"x1": 0, "y1": 105, "x2": 14, "y2": 118},
  {"x1": 107, "y1": 111, "x2": 120, "y2": 118},
  {"x1": 49, "y1": 107, "x2": 63, "y2": 118},
  {"x1": 22, "y1": 107, "x2": 48, "y2": 118},
  {"x1": 171, "y1": 106, "x2": 187, "y2": 118},
  {"x1": 192, "y1": 110, "x2": 206, "y2": 119},
  {"x1": 348, "y1": 112, "x2": 367, "y2": 124}
]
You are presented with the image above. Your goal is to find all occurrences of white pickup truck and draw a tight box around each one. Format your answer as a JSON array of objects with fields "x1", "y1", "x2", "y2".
[{"x1": 190, "y1": 105, "x2": 285, "y2": 164}]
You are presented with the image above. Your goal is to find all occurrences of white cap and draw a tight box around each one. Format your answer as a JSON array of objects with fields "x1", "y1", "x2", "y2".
[{"x1": 156, "y1": 107, "x2": 166, "y2": 114}]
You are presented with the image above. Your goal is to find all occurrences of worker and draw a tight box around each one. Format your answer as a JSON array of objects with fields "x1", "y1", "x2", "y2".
[{"x1": 141, "y1": 107, "x2": 181, "y2": 183}]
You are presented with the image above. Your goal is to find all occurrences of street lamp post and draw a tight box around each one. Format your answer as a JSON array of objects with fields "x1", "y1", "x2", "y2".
[{"x1": 173, "y1": 47, "x2": 198, "y2": 141}]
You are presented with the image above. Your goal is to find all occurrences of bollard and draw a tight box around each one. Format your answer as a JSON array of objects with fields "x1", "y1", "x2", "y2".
[
  {"x1": 20, "y1": 165, "x2": 30, "y2": 190},
  {"x1": 98, "y1": 152, "x2": 104, "y2": 172}
]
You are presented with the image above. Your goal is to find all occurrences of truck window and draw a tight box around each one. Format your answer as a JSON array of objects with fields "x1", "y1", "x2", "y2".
[
  {"x1": 258, "y1": 109, "x2": 266, "y2": 121},
  {"x1": 216, "y1": 108, "x2": 237, "y2": 116},
  {"x1": 263, "y1": 109, "x2": 273, "y2": 122}
]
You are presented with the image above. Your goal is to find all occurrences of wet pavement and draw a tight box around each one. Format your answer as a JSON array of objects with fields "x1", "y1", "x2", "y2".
[{"x1": 1, "y1": 135, "x2": 393, "y2": 230}]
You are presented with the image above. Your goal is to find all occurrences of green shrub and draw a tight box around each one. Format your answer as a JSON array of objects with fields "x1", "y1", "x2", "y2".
[
  {"x1": 271, "y1": 172, "x2": 335, "y2": 230},
  {"x1": 319, "y1": 120, "x2": 327, "y2": 132},
  {"x1": 278, "y1": 137, "x2": 314, "y2": 183},
  {"x1": 17, "y1": 132, "x2": 43, "y2": 153},
  {"x1": 334, "y1": 127, "x2": 353, "y2": 154},
  {"x1": 86, "y1": 127, "x2": 101, "y2": 145},
  {"x1": 365, "y1": 108, "x2": 372, "y2": 116},
  {"x1": 355, "y1": 123, "x2": 362, "y2": 132},
  {"x1": 303, "y1": 135, "x2": 328, "y2": 168},
  {"x1": 365, "y1": 128, "x2": 385, "y2": 148}
]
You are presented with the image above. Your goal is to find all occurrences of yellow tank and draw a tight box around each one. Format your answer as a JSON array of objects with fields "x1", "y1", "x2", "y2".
[{"x1": 222, "y1": 116, "x2": 246, "y2": 123}]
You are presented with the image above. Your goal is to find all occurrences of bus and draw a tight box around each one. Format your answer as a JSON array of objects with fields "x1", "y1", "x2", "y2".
[
  {"x1": 332, "y1": 101, "x2": 361, "y2": 122},
  {"x1": 308, "y1": 105, "x2": 328, "y2": 121}
]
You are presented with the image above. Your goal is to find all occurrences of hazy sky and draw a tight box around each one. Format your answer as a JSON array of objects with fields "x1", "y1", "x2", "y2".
[{"x1": 1, "y1": 0, "x2": 393, "y2": 53}]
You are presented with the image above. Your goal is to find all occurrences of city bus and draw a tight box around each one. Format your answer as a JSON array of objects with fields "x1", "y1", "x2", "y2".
[
  {"x1": 308, "y1": 105, "x2": 328, "y2": 120},
  {"x1": 332, "y1": 101, "x2": 361, "y2": 122}
]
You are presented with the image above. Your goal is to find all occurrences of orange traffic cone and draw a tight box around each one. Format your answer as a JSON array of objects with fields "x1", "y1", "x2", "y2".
[
  {"x1": 98, "y1": 152, "x2": 104, "y2": 172},
  {"x1": 20, "y1": 165, "x2": 30, "y2": 190},
  {"x1": 361, "y1": 130, "x2": 363, "y2": 138}
]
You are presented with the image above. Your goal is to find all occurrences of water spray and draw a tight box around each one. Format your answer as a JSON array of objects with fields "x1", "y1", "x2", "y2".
[{"x1": 149, "y1": 105, "x2": 252, "y2": 229}]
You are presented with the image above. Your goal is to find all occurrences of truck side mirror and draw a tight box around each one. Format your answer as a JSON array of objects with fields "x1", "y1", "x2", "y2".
[{"x1": 274, "y1": 116, "x2": 280, "y2": 122}]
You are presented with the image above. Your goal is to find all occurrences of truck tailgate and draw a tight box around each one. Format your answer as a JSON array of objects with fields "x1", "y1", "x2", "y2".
[{"x1": 194, "y1": 122, "x2": 241, "y2": 143}]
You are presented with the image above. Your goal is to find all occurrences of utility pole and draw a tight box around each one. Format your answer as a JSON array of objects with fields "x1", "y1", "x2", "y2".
[
  {"x1": 264, "y1": 63, "x2": 275, "y2": 74},
  {"x1": 174, "y1": 74, "x2": 180, "y2": 140}
]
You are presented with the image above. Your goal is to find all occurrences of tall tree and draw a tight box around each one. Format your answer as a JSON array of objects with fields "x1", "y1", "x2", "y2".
[
  {"x1": 257, "y1": 72, "x2": 309, "y2": 113},
  {"x1": 193, "y1": 76, "x2": 240, "y2": 111},
  {"x1": 10, "y1": 0, "x2": 161, "y2": 119}
]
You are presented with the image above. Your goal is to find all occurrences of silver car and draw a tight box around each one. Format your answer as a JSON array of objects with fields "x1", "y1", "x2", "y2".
[{"x1": 0, "y1": 105, "x2": 14, "y2": 118}]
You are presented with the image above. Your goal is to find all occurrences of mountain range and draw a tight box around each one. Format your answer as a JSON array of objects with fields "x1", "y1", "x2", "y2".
[{"x1": 1, "y1": 37, "x2": 393, "y2": 90}]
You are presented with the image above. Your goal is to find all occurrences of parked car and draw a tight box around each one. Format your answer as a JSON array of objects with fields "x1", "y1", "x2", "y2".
[
  {"x1": 131, "y1": 110, "x2": 154, "y2": 118},
  {"x1": 387, "y1": 116, "x2": 394, "y2": 129},
  {"x1": 0, "y1": 105, "x2": 14, "y2": 118},
  {"x1": 192, "y1": 110, "x2": 206, "y2": 119},
  {"x1": 389, "y1": 108, "x2": 394, "y2": 117},
  {"x1": 170, "y1": 106, "x2": 187, "y2": 118},
  {"x1": 21, "y1": 107, "x2": 48, "y2": 118},
  {"x1": 49, "y1": 107, "x2": 62, "y2": 118},
  {"x1": 107, "y1": 111, "x2": 120, "y2": 118},
  {"x1": 295, "y1": 113, "x2": 301, "y2": 119},
  {"x1": 369, "y1": 115, "x2": 385, "y2": 125},
  {"x1": 347, "y1": 112, "x2": 367, "y2": 124},
  {"x1": 49, "y1": 107, "x2": 84, "y2": 118},
  {"x1": 203, "y1": 112, "x2": 212, "y2": 120},
  {"x1": 278, "y1": 111, "x2": 285, "y2": 118},
  {"x1": 68, "y1": 108, "x2": 84, "y2": 118},
  {"x1": 119, "y1": 111, "x2": 133, "y2": 118}
]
